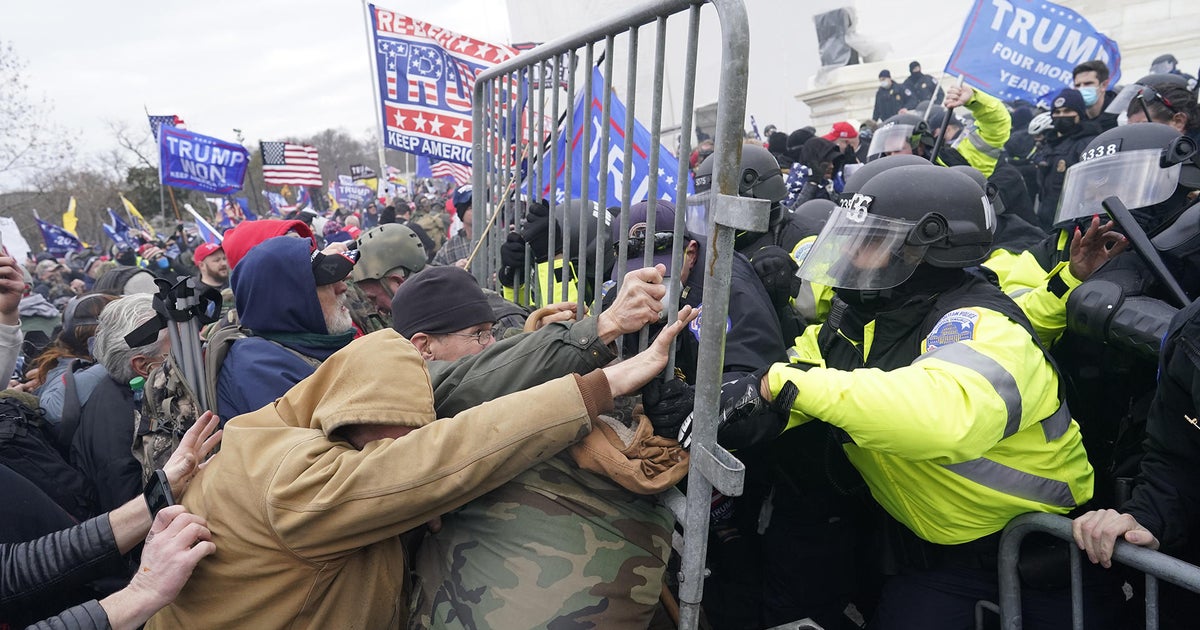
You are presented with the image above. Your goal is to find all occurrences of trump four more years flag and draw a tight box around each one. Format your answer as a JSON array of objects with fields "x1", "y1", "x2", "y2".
[
  {"x1": 368, "y1": 6, "x2": 519, "y2": 166},
  {"x1": 945, "y1": 0, "x2": 1120, "y2": 106},
  {"x1": 159, "y1": 126, "x2": 249, "y2": 195}
]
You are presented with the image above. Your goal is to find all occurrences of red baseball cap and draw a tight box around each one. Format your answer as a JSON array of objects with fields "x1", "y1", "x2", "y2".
[
  {"x1": 193, "y1": 243, "x2": 223, "y2": 266},
  {"x1": 821, "y1": 121, "x2": 858, "y2": 141}
]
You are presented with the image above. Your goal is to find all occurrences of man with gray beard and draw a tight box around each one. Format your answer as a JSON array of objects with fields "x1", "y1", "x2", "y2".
[{"x1": 214, "y1": 236, "x2": 359, "y2": 422}]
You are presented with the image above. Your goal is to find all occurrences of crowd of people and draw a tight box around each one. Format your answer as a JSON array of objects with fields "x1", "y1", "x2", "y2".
[{"x1": 3, "y1": 50, "x2": 1200, "y2": 630}]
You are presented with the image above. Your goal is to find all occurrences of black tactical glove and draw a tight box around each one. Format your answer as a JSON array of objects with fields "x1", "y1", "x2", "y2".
[
  {"x1": 677, "y1": 367, "x2": 798, "y2": 449},
  {"x1": 749, "y1": 245, "x2": 803, "y2": 311},
  {"x1": 498, "y1": 231, "x2": 527, "y2": 287},
  {"x1": 641, "y1": 377, "x2": 695, "y2": 439},
  {"x1": 520, "y1": 199, "x2": 560, "y2": 262}
]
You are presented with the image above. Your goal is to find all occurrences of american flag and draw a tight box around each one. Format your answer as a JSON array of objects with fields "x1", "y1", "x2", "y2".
[
  {"x1": 431, "y1": 159, "x2": 471, "y2": 186},
  {"x1": 148, "y1": 114, "x2": 185, "y2": 141},
  {"x1": 261, "y1": 142, "x2": 322, "y2": 187},
  {"x1": 781, "y1": 162, "x2": 811, "y2": 210}
]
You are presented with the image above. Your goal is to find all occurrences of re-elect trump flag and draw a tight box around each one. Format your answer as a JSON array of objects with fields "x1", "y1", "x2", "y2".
[
  {"x1": 36, "y1": 219, "x2": 83, "y2": 256},
  {"x1": 159, "y1": 127, "x2": 249, "y2": 194},
  {"x1": 540, "y1": 68, "x2": 691, "y2": 208},
  {"x1": 367, "y1": 5, "x2": 518, "y2": 165},
  {"x1": 945, "y1": 0, "x2": 1120, "y2": 105}
]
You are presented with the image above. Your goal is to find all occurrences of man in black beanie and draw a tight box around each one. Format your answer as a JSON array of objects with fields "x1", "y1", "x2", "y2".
[{"x1": 391, "y1": 266, "x2": 497, "y2": 360}]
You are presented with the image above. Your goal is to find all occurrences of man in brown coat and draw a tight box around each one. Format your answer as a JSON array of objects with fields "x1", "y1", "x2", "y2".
[{"x1": 147, "y1": 303, "x2": 692, "y2": 628}]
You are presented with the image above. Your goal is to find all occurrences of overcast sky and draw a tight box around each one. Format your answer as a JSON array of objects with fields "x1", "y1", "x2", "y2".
[{"x1": 0, "y1": 0, "x2": 513, "y2": 174}]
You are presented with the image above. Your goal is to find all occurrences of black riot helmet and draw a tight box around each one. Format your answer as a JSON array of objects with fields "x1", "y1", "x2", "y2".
[
  {"x1": 798, "y1": 165, "x2": 994, "y2": 290},
  {"x1": 866, "y1": 113, "x2": 935, "y2": 161},
  {"x1": 693, "y1": 144, "x2": 787, "y2": 205},
  {"x1": 841, "y1": 154, "x2": 931, "y2": 196},
  {"x1": 950, "y1": 165, "x2": 1006, "y2": 219},
  {"x1": 1056, "y1": 122, "x2": 1200, "y2": 234}
]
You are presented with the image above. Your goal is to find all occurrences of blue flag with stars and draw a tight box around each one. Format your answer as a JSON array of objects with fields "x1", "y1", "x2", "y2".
[{"x1": 538, "y1": 68, "x2": 691, "y2": 208}]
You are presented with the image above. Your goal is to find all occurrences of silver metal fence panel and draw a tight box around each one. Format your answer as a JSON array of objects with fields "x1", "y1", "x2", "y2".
[
  {"x1": 998, "y1": 512, "x2": 1200, "y2": 630},
  {"x1": 470, "y1": 2, "x2": 757, "y2": 628}
]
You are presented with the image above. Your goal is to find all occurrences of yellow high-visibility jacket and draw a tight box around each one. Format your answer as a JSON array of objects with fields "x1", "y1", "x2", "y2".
[{"x1": 768, "y1": 272, "x2": 1093, "y2": 545}]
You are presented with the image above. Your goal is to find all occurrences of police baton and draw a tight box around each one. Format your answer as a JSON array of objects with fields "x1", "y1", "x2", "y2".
[
  {"x1": 929, "y1": 76, "x2": 966, "y2": 165},
  {"x1": 1101, "y1": 195, "x2": 1191, "y2": 307}
]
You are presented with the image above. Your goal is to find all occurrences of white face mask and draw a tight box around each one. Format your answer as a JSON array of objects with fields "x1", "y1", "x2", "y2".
[{"x1": 880, "y1": 79, "x2": 892, "y2": 89}]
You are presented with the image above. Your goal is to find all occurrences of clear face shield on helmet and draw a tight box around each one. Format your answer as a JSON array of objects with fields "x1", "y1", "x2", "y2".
[
  {"x1": 683, "y1": 190, "x2": 713, "y2": 240},
  {"x1": 1106, "y1": 82, "x2": 1153, "y2": 116},
  {"x1": 1054, "y1": 148, "x2": 1183, "y2": 226},
  {"x1": 866, "y1": 123, "x2": 917, "y2": 160},
  {"x1": 796, "y1": 203, "x2": 932, "y2": 290}
]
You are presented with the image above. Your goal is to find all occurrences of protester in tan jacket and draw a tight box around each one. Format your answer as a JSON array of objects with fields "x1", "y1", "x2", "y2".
[{"x1": 147, "y1": 305, "x2": 693, "y2": 629}]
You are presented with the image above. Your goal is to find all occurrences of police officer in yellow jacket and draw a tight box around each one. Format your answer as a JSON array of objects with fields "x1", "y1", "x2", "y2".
[{"x1": 750, "y1": 164, "x2": 1098, "y2": 627}]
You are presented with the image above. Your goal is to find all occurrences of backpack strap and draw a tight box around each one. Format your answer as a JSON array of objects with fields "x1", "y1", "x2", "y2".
[
  {"x1": 58, "y1": 358, "x2": 88, "y2": 453},
  {"x1": 203, "y1": 324, "x2": 325, "y2": 411}
]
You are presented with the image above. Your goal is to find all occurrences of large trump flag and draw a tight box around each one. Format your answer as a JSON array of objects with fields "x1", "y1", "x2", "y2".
[{"x1": 945, "y1": 0, "x2": 1120, "y2": 106}]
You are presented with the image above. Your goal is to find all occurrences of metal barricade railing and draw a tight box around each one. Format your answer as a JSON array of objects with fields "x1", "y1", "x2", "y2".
[
  {"x1": 469, "y1": 2, "x2": 763, "y2": 627},
  {"x1": 998, "y1": 512, "x2": 1200, "y2": 630}
]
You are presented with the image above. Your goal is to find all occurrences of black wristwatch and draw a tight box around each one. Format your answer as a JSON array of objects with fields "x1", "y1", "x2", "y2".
[{"x1": 143, "y1": 469, "x2": 175, "y2": 520}]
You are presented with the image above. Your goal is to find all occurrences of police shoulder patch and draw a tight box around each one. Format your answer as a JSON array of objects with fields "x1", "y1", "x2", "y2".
[
  {"x1": 792, "y1": 241, "x2": 814, "y2": 267},
  {"x1": 688, "y1": 303, "x2": 732, "y2": 342},
  {"x1": 925, "y1": 308, "x2": 981, "y2": 351}
]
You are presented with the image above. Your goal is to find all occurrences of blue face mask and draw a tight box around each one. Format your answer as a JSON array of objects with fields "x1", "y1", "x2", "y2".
[
  {"x1": 1078, "y1": 86, "x2": 1099, "y2": 107},
  {"x1": 155, "y1": 257, "x2": 170, "y2": 270}
]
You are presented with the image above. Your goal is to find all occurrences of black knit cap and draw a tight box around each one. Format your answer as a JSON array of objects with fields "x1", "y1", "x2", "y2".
[{"x1": 390, "y1": 266, "x2": 496, "y2": 338}]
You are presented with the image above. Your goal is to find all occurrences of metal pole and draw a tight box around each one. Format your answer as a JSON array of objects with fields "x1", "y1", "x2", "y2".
[{"x1": 361, "y1": 0, "x2": 390, "y2": 183}]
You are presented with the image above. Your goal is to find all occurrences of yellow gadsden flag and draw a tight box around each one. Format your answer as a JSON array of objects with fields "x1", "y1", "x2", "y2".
[
  {"x1": 63, "y1": 197, "x2": 79, "y2": 236},
  {"x1": 119, "y1": 193, "x2": 155, "y2": 235}
]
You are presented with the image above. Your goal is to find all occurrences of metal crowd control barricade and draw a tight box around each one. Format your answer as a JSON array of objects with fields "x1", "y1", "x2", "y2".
[
  {"x1": 469, "y1": 1, "x2": 765, "y2": 627},
  {"x1": 997, "y1": 512, "x2": 1200, "y2": 630}
]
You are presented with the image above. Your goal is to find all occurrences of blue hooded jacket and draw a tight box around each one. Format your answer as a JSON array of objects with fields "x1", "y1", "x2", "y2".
[{"x1": 217, "y1": 237, "x2": 353, "y2": 421}]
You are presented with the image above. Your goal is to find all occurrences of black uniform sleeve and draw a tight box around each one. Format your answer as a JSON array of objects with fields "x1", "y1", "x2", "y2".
[
  {"x1": 712, "y1": 258, "x2": 790, "y2": 448},
  {"x1": 1123, "y1": 310, "x2": 1200, "y2": 547}
]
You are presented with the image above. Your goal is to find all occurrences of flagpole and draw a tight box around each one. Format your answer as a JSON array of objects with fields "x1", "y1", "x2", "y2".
[
  {"x1": 234, "y1": 129, "x2": 263, "y2": 217},
  {"x1": 145, "y1": 104, "x2": 172, "y2": 225},
  {"x1": 361, "y1": 0, "x2": 389, "y2": 190}
]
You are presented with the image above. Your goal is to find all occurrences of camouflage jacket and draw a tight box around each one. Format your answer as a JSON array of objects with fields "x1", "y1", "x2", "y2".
[{"x1": 408, "y1": 452, "x2": 674, "y2": 629}]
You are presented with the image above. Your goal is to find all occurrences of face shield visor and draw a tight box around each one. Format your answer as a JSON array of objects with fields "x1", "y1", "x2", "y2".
[
  {"x1": 683, "y1": 190, "x2": 713, "y2": 239},
  {"x1": 867, "y1": 123, "x2": 916, "y2": 160},
  {"x1": 1055, "y1": 149, "x2": 1182, "y2": 226},
  {"x1": 797, "y1": 205, "x2": 931, "y2": 290},
  {"x1": 1106, "y1": 82, "x2": 1151, "y2": 115}
]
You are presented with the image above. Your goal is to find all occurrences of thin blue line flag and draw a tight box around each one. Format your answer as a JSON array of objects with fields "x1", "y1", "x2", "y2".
[
  {"x1": 104, "y1": 208, "x2": 135, "y2": 247},
  {"x1": 945, "y1": 0, "x2": 1120, "y2": 106}
]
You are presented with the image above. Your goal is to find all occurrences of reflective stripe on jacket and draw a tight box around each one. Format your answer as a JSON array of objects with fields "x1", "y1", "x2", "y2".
[{"x1": 768, "y1": 272, "x2": 1093, "y2": 544}]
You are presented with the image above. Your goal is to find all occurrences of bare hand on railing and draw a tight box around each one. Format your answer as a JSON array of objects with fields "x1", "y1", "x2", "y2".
[
  {"x1": 602, "y1": 305, "x2": 695, "y2": 397},
  {"x1": 524, "y1": 301, "x2": 580, "y2": 333},
  {"x1": 597, "y1": 264, "x2": 669, "y2": 345},
  {"x1": 1071, "y1": 508, "x2": 1160, "y2": 568}
]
